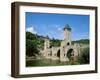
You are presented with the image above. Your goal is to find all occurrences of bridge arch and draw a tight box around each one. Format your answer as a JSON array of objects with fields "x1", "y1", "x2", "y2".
[
  {"x1": 66, "y1": 48, "x2": 74, "y2": 60},
  {"x1": 57, "y1": 49, "x2": 60, "y2": 58}
]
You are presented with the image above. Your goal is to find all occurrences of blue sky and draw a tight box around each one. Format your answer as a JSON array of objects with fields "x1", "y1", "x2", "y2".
[{"x1": 26, "y1": 12, "x2": 89, "y2": 40}]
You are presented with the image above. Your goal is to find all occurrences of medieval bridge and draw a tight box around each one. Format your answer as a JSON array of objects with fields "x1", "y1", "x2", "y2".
[{"x1": 42, "y1": 24, "x2": 88, "y2": 62}]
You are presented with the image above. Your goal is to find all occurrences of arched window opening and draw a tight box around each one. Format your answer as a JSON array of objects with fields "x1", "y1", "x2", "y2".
[{"x1": 67, "y1": 42, "x2": 70, "y2": 46}]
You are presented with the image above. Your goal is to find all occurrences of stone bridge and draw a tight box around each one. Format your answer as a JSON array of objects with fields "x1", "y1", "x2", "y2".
[{"x1": 42, "y1": 24, "x2": 89, "y2": 62}]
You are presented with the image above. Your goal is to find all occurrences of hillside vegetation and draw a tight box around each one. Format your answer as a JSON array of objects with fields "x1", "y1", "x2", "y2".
[{"x1": 26, "y1": 32, "x2": 89, "y2": 57}]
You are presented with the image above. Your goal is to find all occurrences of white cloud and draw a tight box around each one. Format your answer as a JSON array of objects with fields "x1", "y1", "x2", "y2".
[
  {"x1": 57, "y1": 27, "x2": 62, "y2": 31},
  {"x1": 26, "y1": 26, "x2": 37, "y2": 34}
]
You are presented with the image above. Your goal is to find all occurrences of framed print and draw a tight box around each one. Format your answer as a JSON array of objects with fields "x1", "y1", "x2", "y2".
[{"x1": 11, "y1": 2, "x2": 98, "y2": 78}]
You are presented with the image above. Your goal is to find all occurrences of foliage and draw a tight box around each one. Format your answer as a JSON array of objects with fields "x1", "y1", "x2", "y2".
[
  {"x1": 26, "y1": 32, "x2": 37, "y2": 40},
  {"x1": 72, "y1": 39, "x2": 89, "y2": 44},
  {"x1": 26, "y1": 32, "x2": 40, "y2": 57},
  {"x1": 78, "y1": 47, "x2": 89, "y2": 64},
  {"x1": 26, "y1": 32, "x2": 89, "y2": 59},
  {"x1": 50, "y1": 38, "x2": 61, "y2": 47},
  {"x1": 26, "y1": 39, "x2": 39, "y2": 56}
]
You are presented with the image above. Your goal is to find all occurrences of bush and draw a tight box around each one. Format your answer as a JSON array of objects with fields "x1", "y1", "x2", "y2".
[{"x1": 78, "y1": 47, "x2": 89, "y2": 64}]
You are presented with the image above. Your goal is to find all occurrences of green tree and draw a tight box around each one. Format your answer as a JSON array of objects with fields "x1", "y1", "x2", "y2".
[
  {"x1": 72, "y1": 39, "x2": 89, "y2": 44},
  {"x1": 26, "y1": 32, "x2": 37, "y2": 40},
  {"x1": 26, "y1": 39, "x2": 39, "y2": 57},
  {"x1": 78, "y1": 47, "x2": 89, "y2": 64},
  {"x1": 51, "y1": 38, "x2": 61, "y2": 47}
]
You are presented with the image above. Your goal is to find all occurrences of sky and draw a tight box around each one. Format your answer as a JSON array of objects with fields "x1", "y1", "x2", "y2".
[{"x1": 26, "y1": 12, "x2": 89, "y2": 40}]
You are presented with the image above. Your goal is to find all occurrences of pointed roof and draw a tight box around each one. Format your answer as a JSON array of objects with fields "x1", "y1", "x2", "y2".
[{"x1": 63, "y1": 24, "x2": 71, "y2": 31}]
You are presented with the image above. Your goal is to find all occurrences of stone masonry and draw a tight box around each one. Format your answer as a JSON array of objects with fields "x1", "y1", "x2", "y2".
[{"x1": 42, "y1": 24, "x2": 81, "y2": 62}]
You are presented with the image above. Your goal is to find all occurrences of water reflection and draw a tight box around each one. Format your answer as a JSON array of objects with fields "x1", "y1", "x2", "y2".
[{"x1": 26, "y1": 59, "x2": 69, "y2": 67}]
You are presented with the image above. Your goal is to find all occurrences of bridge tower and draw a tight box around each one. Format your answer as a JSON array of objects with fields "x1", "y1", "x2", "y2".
[
  {"x1": 63, "y1": 24, "x2": 71, "y2": 45},
  {"x1": 44, "y1": 36, "x2": 50, "y2": 50},
  {"x1": 60, "y1": 24, "x2": 72, "y2": 61}
]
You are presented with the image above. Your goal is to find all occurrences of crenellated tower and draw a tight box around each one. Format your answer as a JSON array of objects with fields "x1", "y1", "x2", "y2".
[
  {"x1": 60, "y1": 24, "x2": 72, "y2": 61},
  {"x1": 63, "y1": 24, "x2": 71, "y2": 45}
]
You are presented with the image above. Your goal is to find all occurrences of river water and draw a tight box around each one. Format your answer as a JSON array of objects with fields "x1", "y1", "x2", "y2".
[{"x1": 26, "y1": 59, "x2": 71, "y2": 67}]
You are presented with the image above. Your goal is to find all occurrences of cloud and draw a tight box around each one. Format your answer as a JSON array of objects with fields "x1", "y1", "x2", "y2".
[
  {"x1": 57, "y1": 27, "x2": 62, "y2": 31},
  {"x1": 26, "y1": 26, "x2": 37, "y2": 34}
]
